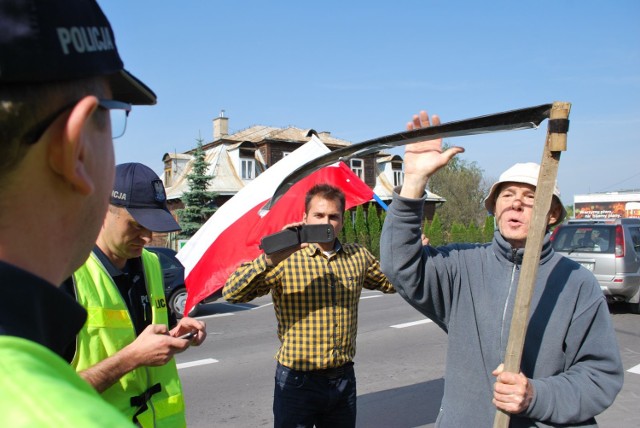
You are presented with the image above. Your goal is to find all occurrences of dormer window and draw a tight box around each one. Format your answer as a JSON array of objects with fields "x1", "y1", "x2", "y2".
[
  {"x1": 350, "y1": 158, "x2": 364, "y2": 179},
  {"x1": 241, "y1": 158, "x2": 255, "y2": 180},
  {"x1": 393, "y1": 169, "x2": 404, "y2": 186}
]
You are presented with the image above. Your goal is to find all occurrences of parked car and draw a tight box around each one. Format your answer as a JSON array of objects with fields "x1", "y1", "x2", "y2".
[
  {"x1": 551, "y1": 218, "x2": 640, "y2": 313},
  {"x1": 146, "y1": 247, "x2": 223, "y2": 318}
]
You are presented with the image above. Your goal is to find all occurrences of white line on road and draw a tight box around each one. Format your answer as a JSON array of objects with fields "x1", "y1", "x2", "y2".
[
  {"x1": 197, "y1": 312, "x2": 234, "y2": 320},
  {"x1": 390, "y1": 319, "x2": 433, "y2": 329},
  {"x1": 360, "y1": 295, "x2": 383, "y2": 300},
  {"x1": 628, "y1": 364, "x2": 640, "y2": 375},
  {"x1": 177, "y1": 358, "x2": 219, "y2": 370},
  {"x1": 252, "y1": 303, "x2": 273, "y2": 310}
]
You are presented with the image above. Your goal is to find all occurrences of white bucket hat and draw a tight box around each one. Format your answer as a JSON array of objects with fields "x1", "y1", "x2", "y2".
[{"x1": 484, "y1": 162, "x2": 566, "y2": 226}]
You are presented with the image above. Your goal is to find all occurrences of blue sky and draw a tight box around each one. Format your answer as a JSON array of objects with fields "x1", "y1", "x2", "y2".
[{"x1": 98, "y1": 0, "x2": 639, "y2": 205}]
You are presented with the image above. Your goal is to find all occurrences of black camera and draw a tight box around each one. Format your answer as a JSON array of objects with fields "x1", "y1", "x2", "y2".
[{"x1": 259, "y1": 224, "x2": 335, "y2": 255}]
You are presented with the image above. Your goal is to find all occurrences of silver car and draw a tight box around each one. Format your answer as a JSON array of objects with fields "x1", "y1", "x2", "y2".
[{"x1": 551, "y1": 218, "x2": 640, "y2": 313}]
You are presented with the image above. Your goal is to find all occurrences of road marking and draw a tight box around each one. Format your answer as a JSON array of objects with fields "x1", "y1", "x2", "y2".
[
  {"x1": 360, "y1": 295, "x2": 383, "y2": 300},
  {"x1": 197, "y1": 312, "x2": 234, "y2": 320},
  {"x1": 252, "y1": 303, "x2": 273, "y2": 310},
  {"x1": 177, "y1": 358, "x2": 219, "y2": 370},
  {"x1": 390, "y1": 319, "x2": 433, "y2": 329},
  {"x1": 628, "y1": 364, "x2": 640, "y2": 375}
]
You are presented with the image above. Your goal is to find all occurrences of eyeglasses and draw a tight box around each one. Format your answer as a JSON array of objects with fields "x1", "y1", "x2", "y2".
[
  {"x1": 98, "y1": 99, "x2": 131, "y2": 139},
  {"x1": 22, "y1": 98, "x2": 132, "y2": 145}
]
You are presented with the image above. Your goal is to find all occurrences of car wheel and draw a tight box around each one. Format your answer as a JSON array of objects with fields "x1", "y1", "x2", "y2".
[{"x1": 169, "y1": 288, "x2": 199, "y2": 318}]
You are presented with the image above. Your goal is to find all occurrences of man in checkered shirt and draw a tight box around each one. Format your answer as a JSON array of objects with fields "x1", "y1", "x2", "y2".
[{"x1": 224, "y1": 183, "x2": 395, "y2": 428}]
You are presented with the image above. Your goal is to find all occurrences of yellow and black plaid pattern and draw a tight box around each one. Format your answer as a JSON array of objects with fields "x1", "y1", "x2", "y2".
[{"x1": 223, "y1": 243, "x2": 395, "y2": 371}]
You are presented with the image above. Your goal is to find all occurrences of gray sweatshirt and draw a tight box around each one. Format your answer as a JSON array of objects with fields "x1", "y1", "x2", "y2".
[{"x1": 380, "y1": 193, "x2": 623, "y2": 427}]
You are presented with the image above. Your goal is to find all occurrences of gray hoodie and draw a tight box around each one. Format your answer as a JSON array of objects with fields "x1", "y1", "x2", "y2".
[{"x1": 380, "y1": 193, "x2": 623, "y2": 427}]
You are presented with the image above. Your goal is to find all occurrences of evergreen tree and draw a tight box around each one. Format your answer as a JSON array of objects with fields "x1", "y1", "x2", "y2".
[
  {"x1": 428, "y1": 213, "x2": 444, "y2": 247},
  {"x1": 367, "y1": 203, "x2": 381, "y2": 258},
  {"x1": 343, "y1": 210, "x2": 356, "y2": 243},
  {"x1": 483, "y1": 216, "x2": 495, "y2": 243},
  {"x1": 176, "y1": 138, "x2": 217, "y2": 238},
  {"x1": 422, "y1": 217, "x2": 430, "y2": 237},
  {"x1": 467, "y1": 221, "x2": 482, "y2": 243},
  {"x1": 451, "y1": 222, "x2": 466, "y2": 243},
  {"x1": 354, "y1": 205, "x2": 369, "y2": 248}
]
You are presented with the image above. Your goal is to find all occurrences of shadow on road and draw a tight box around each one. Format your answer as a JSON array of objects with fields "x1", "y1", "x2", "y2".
[
  {"x1": 357, "y1": 378, "x2": 444, "y2": 428},
  {"x1": 195, "y1": 301, "x2": 259, "y2": 317}
]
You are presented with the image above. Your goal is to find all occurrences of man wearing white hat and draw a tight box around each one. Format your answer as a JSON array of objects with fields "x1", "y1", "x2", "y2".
[{"x1": 380, "y1": 110, "x2": 623, "y2": 427}]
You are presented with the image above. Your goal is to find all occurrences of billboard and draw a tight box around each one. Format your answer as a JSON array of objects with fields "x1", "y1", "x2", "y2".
[{"x1": 574, "y1": 201, "x2": 640, "y2": 219}]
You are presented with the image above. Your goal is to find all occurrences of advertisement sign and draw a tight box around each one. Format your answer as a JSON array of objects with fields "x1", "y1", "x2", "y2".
[{"x1": 575, "y1": 201, "x2": 640, "y2": 219}]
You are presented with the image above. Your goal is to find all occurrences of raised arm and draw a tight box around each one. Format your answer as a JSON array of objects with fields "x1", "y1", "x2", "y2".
[{"x1": 400, "y1": 111, "x2": 464, "y2": 198}]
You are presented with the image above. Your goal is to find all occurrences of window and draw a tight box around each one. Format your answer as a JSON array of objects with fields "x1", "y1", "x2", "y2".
[
  {"x1": 164, "y1": 167, "x2": 172, "y2": 186},
  {"x1": 393, "y1": 169, "x2": 404, "y2": 186},
  {"x1": 350, "y1": 159, "x2": 364, "y2": 179},
  {"x1": 630, "y1": 227, "x2": 640, "y2": 256},
  {"x1": 241, "y1": 159, "x2": 255, "y2": 180},
  {"x1": 282, "y1": 151, "x2": 291, "y2": 157}
]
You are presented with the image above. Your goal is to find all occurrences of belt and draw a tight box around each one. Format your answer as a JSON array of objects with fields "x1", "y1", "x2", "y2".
[{"x1": 306, "y1": 362, "x2": 354, "y2": 378}]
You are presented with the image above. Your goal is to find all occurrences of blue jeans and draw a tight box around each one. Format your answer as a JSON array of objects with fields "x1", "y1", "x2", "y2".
[{"x1": 273, "y1": 362, "x2": 357, "y2": 428}]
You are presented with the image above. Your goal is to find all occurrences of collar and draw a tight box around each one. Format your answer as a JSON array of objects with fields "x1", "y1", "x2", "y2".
[
  {"x1": 0, "y1": 260, "x2": 87, "y2": 357},
  {"x1": 305, "y1": 240, "x2": 343, "y2": 257},
  {"x1": 492, "y1": 231, "x2": 554, "y2": 265},
  {"x1": 93, "y1": 246, "x2": 142, "y2": 277}
]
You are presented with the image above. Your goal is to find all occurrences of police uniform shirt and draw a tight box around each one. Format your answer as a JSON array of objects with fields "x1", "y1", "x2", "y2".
[{"x1": 0, "y1": 260, "x2": 86, "y2": 358}]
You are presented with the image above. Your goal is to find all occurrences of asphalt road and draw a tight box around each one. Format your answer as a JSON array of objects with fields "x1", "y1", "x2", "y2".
[{"x1": 175, "y1": 291, "x2": 640, "y2": 428}]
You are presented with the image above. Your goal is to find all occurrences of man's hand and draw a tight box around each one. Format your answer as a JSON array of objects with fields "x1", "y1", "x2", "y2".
[
  {"x1": 492, "y1": 363, "x2": 534, "y2": 414},
  {"x1": 79, "y1": 323, "x2": 197, "y2": 392},
  {"x1": 400, "y1": 110, "x2": 465, "y2": 199},
  {"x1": 170, "y1": 317, "x2": 207, "y2": 349},
  {"x1": 124, "y1": 324, "x2": 192, "y2": 367},
  {"x1": 264, "y1": 221, "x2": 307, "y2": 266}
]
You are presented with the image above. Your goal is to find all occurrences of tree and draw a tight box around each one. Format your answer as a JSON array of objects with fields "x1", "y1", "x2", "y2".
[
  {"x1": 482, "y1": 216, "x2": 495, "y2": 243},
  {"x1": 428, "y1": 213, "x2": 444, "y2": 247},
  {"x1": 564, "y1": 204, "x2": 574, "y2": 220},
  {"x1": 367, "y1": 203, "x2": 381, "y2": 258},
  {"x1": 427, "y1": 146, "x2": 488, "y2": 232},
  {"x1": 467, "y1": 221, "x2": 483, "y2": 243},
  {"x1": 354, "y1": 205, "x2": 369, "y2": 248},
  {"x1": 450, "y1": 222, "x2": 466, "y2": 243},
  {"x1": 176, "y1": 138, "x2": 217, "y2": 238},
  {"x1": 343, "y1": 210, "x2": 356, "y2": 243}
]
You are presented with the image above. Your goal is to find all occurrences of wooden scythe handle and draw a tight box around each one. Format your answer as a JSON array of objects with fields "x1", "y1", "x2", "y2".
[{"x1": 493, "y1": 101, "x2": 571, "y2": 428}]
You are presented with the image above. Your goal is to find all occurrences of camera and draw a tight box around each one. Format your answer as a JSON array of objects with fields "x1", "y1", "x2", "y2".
[{"x1": 259, "y1": 224, "x2": 335, "y2": 255}]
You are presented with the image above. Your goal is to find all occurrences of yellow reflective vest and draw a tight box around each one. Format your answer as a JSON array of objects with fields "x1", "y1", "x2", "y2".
[
  {"x1": 0, "y1": 336, "x2": 134, "y2": 427},
  {"x1": 71, "y1": 250, "x2": 186, "y2": 428}
]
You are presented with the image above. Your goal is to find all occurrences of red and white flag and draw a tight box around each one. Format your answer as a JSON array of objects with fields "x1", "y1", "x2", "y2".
[{"x1": 177, "y1": 136, "x2": 375, "y2": 315}]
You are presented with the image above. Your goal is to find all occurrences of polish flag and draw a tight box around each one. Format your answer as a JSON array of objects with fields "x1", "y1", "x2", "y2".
[{"x1": 177, "y1": 136, "x2": 375, "y2": 315}]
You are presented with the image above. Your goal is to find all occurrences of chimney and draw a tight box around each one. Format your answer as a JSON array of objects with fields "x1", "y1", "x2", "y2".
[{"x1": 213, "y1": 109, "x2": 229, "y2": 140}]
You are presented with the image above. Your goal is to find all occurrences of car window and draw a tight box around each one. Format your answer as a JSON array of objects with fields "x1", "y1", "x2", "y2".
[
  {"x1": 155, "y1": 252, "x2": 181, "y2": 269},
  {"x1": 553, "y1": 225, "x2": 613, "y2": 253},
  {"x1": 629, "y1": 226, "x2": 640, "y2": 255}
]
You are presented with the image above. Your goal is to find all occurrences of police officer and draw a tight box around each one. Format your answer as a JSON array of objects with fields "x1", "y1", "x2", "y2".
[
  {"x1": 0, "y1": 0, "x2": 157, "y2": 426},
  {"x1": 65, "y1": 163, "x2": 207, "y2": 427}
]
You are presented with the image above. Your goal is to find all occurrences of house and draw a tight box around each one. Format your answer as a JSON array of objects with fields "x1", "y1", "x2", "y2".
[{"x1": 156, "y1": 111, "x2": 445, "y2": 247}]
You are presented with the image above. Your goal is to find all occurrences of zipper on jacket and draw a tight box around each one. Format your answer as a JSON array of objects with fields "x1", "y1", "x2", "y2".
[{"x1": 500, "y1": 248, "x2": 521, "y2": 359}]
